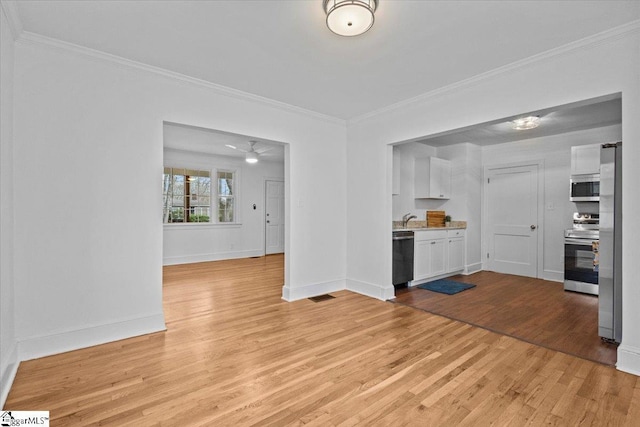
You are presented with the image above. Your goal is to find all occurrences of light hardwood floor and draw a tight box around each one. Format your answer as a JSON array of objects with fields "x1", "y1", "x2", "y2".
[{"x1": 5, "y1": 255, "x2": 640, "y2": 425}]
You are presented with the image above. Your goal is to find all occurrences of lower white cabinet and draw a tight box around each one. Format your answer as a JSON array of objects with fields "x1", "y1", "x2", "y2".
[
  {"x1": 414, "y1": 229, "x2": 465, "y2": 283},
  {"x1": 447, "y1": 237, "x2": 465, "y2": 272}
]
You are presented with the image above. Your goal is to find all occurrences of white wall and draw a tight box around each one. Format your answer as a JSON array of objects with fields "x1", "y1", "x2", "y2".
[
  {"x1": 11, "y1": 35, "x2": 346, "y2": 362},
  {"x1": 438, "y1": 143, "x2": 483, "y2": 272},
  {"x1": 163, "y1": 149, "x2": 284, "y2": 265},
  {"x1": 391, "y1": 142, "x2": 436, "y2": 219},
  {"x1": 346, "y1": 29, "x2": 640, "y2": 375},
  {"x1": 0, "y1": 5, "x2": 18, "y2": 406},
  {"x1": 482, "y1": 124, "x2": 621, "y2": 282}
]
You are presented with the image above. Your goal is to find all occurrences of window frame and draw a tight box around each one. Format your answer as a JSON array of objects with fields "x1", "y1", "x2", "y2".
[
  {"x1": 215, "y1": 168, "x2": 237, "y2": 224},
  {"x1": 163, "y1": 165, "x2": 240, "y2": 227}
]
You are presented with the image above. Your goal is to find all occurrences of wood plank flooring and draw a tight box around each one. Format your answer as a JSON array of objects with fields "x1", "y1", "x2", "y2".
[
  {"x1": 394, "y1": 271, "x2": 618, "y2": 366},
  {"x1": 5, "y1": 255, "x2": 639, "y2": 425}
]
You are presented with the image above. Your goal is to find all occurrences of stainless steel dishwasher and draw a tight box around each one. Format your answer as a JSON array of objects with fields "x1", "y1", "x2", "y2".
[{"x1": 392, "y1": 231, "x2": 414, "y2": 286}]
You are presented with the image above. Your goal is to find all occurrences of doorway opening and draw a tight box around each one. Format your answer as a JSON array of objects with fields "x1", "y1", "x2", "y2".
[
  {"x1": 161, "y1": 121, "x2": 287, "y2": 303},
  {"x1": 389, "y1": 93, "x2": 622, "y2": 364}
]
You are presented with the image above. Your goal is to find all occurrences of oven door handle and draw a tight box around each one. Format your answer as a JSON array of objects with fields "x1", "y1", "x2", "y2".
[{"x1": 565, "y1": 238, "x2": 598, "y2": 245}]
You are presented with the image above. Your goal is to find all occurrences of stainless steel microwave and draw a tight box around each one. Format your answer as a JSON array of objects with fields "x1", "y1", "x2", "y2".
[{"x1": 570, "y1": 174, "x2": 600, "y2": 202}]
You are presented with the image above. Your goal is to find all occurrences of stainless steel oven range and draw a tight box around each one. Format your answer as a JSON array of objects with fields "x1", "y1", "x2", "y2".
[{"x1": 564, "y1": 213, "x2": 599, "y2": 295}]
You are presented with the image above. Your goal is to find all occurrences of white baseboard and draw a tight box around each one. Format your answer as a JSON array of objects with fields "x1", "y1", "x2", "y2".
[
  {"x1": 617, "y1": 344, "x2": 640, "y2": 376},
  {"x1": 18, "y1": 313, "x2": 167, "y2": 362},
  {"x1": 463, "y1": 263, "x2": 483, "y2": 275},
  {"x1": 163, "y1": 249, "x2": 264, "y2": 266},
  {"x1": 282, "y1": 279, "x2": 345, "y2": 302},
  {"x1": 346, "y1": 279, "x2": 395, "y2": 301},
  {"x1": 1, "y1": 341, "x2": 19, "y2": 408},
  {"x1": 543, "y1": 269, "x2": 564, "y2": 283}
]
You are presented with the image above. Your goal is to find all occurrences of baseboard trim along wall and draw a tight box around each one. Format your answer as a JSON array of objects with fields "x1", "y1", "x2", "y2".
[
  {"x1": 346, "y1": 279, "x2": 395, "y2": 301},
  {"x1": 281, "y1": 279, "x2": 345, "y2": 302},
  {"x1": 0, "y1": 342, "x2": 19, "y2": 408},
  {"x1": 463, "y1": 263, "x2": 483, "y2": 275},
  {"x1": 163, "y1": 249, "x2": 264, "y2": 266},
  {"x1": 18, "y1": 313, "x2": 167, "y2": 362},
  {"x1": 617, "y1": 344, "x2": 640, "y2": 376},
  {"x1": 543, "y1": 270, "x2": 564, "y2": 283}
]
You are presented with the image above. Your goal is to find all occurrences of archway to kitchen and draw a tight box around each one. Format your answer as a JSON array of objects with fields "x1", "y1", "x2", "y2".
[
  {"x1": 389, "y1": 93, "x2": 622, "y2": 365},
  {"x1": 161, "y1": 122, "x2": 287, "y2": 321}
]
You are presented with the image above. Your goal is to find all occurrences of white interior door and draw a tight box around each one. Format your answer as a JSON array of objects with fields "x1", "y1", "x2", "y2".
[
  {"x1": 485, "y1": 164, "x2": 539, "y2": 277},
  {"x1": 265, "y1": 180, "x2": 284, "y2": 255}
]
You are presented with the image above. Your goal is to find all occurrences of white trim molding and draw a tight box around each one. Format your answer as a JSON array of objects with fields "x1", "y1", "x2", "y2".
[
  {"x1": 350, "y1": 20, "x2": 640, "y2": 124},
  {"x1": 542, "y1": 269, "x2": 564, "y2": 283},
  {"x1": 163, "y1": 249, "x2": 264, "y2": 266},
  {"x1": 15, "y1": 31, "x2": 345, "y2": 126},
  {"x1": 346, "y1": 279, "x2": 395, "y2": 301},
  {"x1": 18, "y1": 314, "x2": 166, "y2": 362},
  {"x1": 617, "y1": 344, "x2": 640, "y2": 376},
  {"x1": 281, "y1": 279, "x2": 345, "y2": 302},
  {"x1": 463, "y1": 262, "x2": 483, "y2": 275},
  {"x1": 0, "y1": 0, "x2": 23, "y2": 39},
  {"x1": 0, "y1": 341, "x2": 19, "y2": 408}
]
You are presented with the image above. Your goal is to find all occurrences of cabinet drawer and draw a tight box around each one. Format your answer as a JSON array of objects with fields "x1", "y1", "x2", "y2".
[
  {"x1": 414, "y1": 230, "x2": 447, "y2": 241},
  {"x1": 447, "y1": 229, "x2": 465, "y2": 238}
]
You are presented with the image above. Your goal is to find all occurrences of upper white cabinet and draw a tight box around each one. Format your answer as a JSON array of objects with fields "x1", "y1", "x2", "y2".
[
  {"x1": 571, "y1": 144, "x2": 601, "y2": 175},
  {"x1": 414, "y1": 157, "x2": 451, "y2": 199},
  {"x1": 392, "y1": 146, "x2": 401, "y2": 195}
]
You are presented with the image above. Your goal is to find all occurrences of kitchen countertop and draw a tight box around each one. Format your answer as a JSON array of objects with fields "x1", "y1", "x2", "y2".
[
  {"x1": 393, "y1": 220, "x2": 467, "y2": 231},
  {"x1": 393, "y1": 226, "x2": 466, "y2": 232}
]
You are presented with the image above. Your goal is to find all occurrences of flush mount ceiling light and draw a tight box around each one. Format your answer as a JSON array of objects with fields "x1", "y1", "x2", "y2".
[
  {"x1": 511, "y1": 116, "x2": 541, "y2": 130},
  {"x1": 324, "y1": 0, "x2": 378, "y2": 37}
]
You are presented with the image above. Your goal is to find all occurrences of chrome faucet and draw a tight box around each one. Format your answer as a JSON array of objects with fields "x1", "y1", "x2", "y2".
[{"x1": 402, "y1": 213, "x2": 417, "y2": 228}]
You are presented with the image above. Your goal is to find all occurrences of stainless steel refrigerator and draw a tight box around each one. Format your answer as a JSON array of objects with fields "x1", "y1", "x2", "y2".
[{"x1": 599, "y1": 142, "x2": 622, "y2": 343}]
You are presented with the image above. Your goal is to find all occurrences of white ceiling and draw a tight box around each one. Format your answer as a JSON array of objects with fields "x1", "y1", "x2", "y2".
[
  {"x1": 163, "y1": 122, "x2": 285, "y2": 162},
  {"x1": 14, "y1": 1, "x2": 640, "y2": 120},
  {"x1": 416, "y1": 96, "x2": 622, "y2": 147}
]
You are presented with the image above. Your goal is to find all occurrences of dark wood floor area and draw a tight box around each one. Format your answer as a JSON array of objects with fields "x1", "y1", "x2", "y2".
[{"x1": 394, "y1": 271, "x2": 618, "y2": 365}]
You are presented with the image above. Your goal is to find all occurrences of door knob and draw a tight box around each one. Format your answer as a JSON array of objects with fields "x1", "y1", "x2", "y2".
[
  {"x1": 267, "y1": 220, "x2": 270, "y2": 224},
  {"x1": 530, "y1": 225, "x2": 537, "y2": 230}
]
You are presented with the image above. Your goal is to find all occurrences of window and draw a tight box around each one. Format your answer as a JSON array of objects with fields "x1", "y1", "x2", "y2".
[
  {"x1": 163, "y1": 168, "x2": 211, "y2": 223},
  {"x1": 217, "y1": 171, "x2": 235, "y2": 223}
]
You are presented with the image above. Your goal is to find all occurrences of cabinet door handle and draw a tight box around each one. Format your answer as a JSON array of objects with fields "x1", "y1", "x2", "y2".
[{"x1": 430, "y1": 241, "x2": 435, "y2": 245}]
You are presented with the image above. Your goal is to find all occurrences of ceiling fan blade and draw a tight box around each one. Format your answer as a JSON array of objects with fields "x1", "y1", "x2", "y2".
[
  {"x1": 255, "y1": 147, "x2": 273, "y2": 154},
  {"x1": 225, "y1": 144, "x2": 249, "y2": 153}
]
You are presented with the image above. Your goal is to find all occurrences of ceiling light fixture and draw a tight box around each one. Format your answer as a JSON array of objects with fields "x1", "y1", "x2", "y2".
[
  {"x1": 511, "y1": 116, "x2": 541, "y2": 130},
  {"x1": 323, "y1": 0, "x2": 378, "y2": 37},
  {"x1": 245, "y1": 151, "x2": 258, "y2": 164}
]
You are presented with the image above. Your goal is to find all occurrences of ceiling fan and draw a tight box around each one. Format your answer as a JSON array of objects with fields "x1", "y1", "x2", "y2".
[{"x1": 225, "y1": 140, "x2": 272, "y2": 163}]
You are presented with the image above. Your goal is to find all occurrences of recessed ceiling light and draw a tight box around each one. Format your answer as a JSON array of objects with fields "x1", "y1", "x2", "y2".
[
  {"x1": 324, "y1": 0, "x2": 378, "y2": 37},
  {"x1": 511, "y1": 116, "x2": 541, "y2": 130}
]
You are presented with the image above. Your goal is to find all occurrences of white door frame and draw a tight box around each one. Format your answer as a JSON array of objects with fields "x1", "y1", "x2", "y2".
[
  {"x1": 264, "y1": 178, "x2": 285, "y2": 255},
  {"x1": 482, "y1": 160, "x2": 545, "y2": 279}
]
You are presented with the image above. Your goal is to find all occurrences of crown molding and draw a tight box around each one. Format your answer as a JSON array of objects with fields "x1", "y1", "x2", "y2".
[
  {"x1": 0, "y1": 0, "x2": 23, "y2": 39},
  {"x1": 349, "y1": 19, "x2": 640, "y2": 125},
  {"x1": 15, "y1": 31, "x2": 346, "y2": 127}
]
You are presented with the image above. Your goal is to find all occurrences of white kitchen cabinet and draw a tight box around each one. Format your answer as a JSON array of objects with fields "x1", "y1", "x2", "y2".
[
  {"x1": 414, "y1": 157, "x2": 451, "y2": 199},
  {"x1": 392, "y1": 146, "x2": 401, "y2": 195},
  {"x1": 571, "y1": 144, "x2": 601, "y2": 176},
  {"x1": 414, "y1": 229, "x2": 463, "y2": 282},
  {"x1": 447, "y1": 229, "x2": 465, "y2": 273}
]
